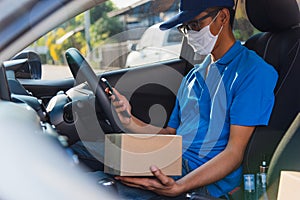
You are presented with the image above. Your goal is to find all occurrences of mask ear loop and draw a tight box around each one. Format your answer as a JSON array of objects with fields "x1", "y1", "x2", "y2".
[
  {"x1": 209, "y1": 11, "x2": 221, "y2": 26},
  {"x1": 217, "y1": 24, "x2": 224, "y2": 36},
  {"x1": 209, "y1": 11, "x2": 223, "y2": 36}
]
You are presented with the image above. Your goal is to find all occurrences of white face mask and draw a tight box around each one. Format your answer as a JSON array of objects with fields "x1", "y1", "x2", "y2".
[{"x1": 187, "y1": 12, "x2": 223, "y2": 55}]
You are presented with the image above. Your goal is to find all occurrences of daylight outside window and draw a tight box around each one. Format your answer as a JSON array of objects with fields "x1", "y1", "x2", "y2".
[{"x1": 24, "y1": 0, "x2": 260, "y2": 80}]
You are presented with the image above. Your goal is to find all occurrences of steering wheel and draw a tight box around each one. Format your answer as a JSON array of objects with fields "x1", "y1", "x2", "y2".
[{"x1": 65, "y1": 48, "x2": 122, "y2": 133}]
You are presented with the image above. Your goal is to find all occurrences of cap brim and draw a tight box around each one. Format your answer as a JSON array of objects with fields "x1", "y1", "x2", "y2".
[{"x1": 159, "y1": 10, "x2": 203, "y2": 30}]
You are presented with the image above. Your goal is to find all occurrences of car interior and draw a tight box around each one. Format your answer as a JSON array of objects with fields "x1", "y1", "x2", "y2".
[
  {"x1": 241, "y1": 0, "x2": 300, "y2": 199},
  {"x1": 225, "y1": 0, "x2": 300, "y2": 199},
  {"x1": 0, "y1": 0, "x2": 299, "y2": 199}
]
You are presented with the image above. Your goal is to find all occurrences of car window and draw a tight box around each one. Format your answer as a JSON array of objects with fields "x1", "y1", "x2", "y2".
[
  {"x1": 25, "y1": 1, "x2": 182, "y2": 79},
  {"x1": 165, "y1": 29, "x2": 183, "y2": 45},
  {"x1": 136, "y1": 26, "x2": 163, "y2": 49},
  {"x1": 25, "y1": 0, "x2": 260, "y2": 80},
  {"x1": 233, "y1": 0, "x2": 259, "y2": 42}
]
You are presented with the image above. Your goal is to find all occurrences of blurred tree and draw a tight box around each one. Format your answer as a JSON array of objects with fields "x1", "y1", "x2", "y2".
[
  {"x1": 90, "y1": 15, "x2": 123, "y2": 46},
  {"x1": 90, "y1": 1, "x2": 123, "y2": 46},
  {"x1": 90, "y1": 1, "x2": 115, "y2": 24},
  {"x1": 233, "y1": 0, "x2": 259, "y2": 41},
  {"x1": 46, "y1": 28, "x2": 66, "y2": 64},
  {"x1": 42, "y1": 0, "x2": 122, "y2": 63},
  {"x1": 233, "y1": 18, "x2": 254, "y2": 41},
  {"x1": 46, "y1": 27, "x2": 86, "y2": 64}
]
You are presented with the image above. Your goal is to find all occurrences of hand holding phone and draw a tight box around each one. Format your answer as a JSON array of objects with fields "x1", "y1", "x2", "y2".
[{"x1": 101, "y1": 78, "x2": 131, "y2": 118}]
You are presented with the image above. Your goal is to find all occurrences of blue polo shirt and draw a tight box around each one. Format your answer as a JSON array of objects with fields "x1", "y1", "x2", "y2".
[{"x1": 168, "y1": 41, "x2": 278, "y2": 197}]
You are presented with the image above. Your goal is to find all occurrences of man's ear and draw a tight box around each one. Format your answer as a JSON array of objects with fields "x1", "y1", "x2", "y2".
[{"x1": 220, "y1": 8, "x2": 230, "y2": 25}]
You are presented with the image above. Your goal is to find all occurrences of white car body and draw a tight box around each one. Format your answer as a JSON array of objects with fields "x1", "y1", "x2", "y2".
[{"x1": 126, "y1": 23, "x2": 183, "y2": 67}]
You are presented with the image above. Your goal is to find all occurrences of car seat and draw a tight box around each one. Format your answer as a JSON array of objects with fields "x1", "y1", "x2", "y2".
[
  {"x1": 242, "y1": 0, "x2": 300, "y2": 175},
  {"x1": 267, "y1": 112, "x2": 300, "y2": 199}
]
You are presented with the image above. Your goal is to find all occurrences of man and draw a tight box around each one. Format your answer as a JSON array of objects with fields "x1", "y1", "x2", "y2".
[{"x1": 77, "y1": 0, "x2": 278, "y2": 199}]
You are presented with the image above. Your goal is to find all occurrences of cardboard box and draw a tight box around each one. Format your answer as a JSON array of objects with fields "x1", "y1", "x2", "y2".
[
  {"x1": 104, "y1": 134, "x2": 182, "y2": 176},
  {"x1": 277, "y1": 171, "x2": 300, "y2": 200}
]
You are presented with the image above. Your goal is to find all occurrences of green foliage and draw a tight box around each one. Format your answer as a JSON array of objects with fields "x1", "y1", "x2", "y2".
[
  {"x1": 90, "y1": 15, "x2": 123, "y2": 46},
  {"x1": 233, "y1": 18, "x2": 255, "y2": 41},
  {"x1": 36, "y1": 0, "x2": 123, "y2": 63},
  {"x1": 36, "y1": 37, "x2": 46, "y2": 46},
  {"x1": 232, "y1": 0, "x2": 258, "y2": 41},
  {"x1": 46, "y1": 28, "x2": 66, "y2": 63},
  {"x1": 90, "y1": 1, "x2": 115, "y2": 24},
  {"x1": 90, "y1": 1, "x2": 123, "y2": 46}
]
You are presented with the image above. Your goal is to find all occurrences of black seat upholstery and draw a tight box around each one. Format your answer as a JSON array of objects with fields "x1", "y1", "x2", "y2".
[
  {"x1": 267, "y1": 113, "x2": 300, "y2": 200},
  {"x1": 242, "y1": 0, "x2": 300, "y2": 175}
]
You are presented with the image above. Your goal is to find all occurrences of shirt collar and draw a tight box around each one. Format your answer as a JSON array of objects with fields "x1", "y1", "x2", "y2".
[
  {"x1": 194, "y1": 41, "x2": 243, "y2": 71},
  {"x1": 216, "y1": 41, "x2": 244, "y2": 66}
]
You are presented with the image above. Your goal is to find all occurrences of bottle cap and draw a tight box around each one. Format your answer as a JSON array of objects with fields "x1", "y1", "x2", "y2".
[{"x1": 260, "y1": 161, "x2": 268, "y2": 173}]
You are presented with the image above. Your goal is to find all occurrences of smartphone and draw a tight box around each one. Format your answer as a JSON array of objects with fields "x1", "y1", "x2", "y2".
[{"x1": 101, "y1": 78, "x2": 131, "y2": 118}]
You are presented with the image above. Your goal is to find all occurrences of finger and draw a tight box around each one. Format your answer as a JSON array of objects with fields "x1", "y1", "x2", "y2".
[
  {"x1": 120, "y1": 180, "x2": 145, "y2": 190},
  {"x1": 112, "y1": 100, "x2": 124, "y2": 108},
  {"x1": 116, "y1": 176, "x2": 154, "y2": 187},
  {"x1": 119, "y1": 178, "x2": 160, "y2": 191},
  {"x1": 104, "y1": 87, "x2": 121, "y2": 101},
  {"x1": 113, "y1": 103, "x2": 128, "y2": 114},
  {"x1": 110, "y1": 94, "x2": 116, "y2": 101},
  {"x1": 150, "y1": 166, "x2": 172, "y2": 186},
  {"x1": 112, "y1": 100, "x2": 128, "y2": 111},
  {"x1": 116, "y1": 176, "x2": 144, "y2": 183},
  {"x1": 112, "y1": 88, "x2": 121, "y2": 96},
  {"x1": 115, "y1": 106, "x2": 128, "y2": 114}
]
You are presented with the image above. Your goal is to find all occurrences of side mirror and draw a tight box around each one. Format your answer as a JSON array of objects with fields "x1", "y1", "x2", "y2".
[{"x1": 11, "y1": 51, "x2": 42, "y2": 79}]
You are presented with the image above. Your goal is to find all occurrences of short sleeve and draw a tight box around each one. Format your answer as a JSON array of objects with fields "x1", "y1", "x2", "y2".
[{"x1": 230, "y1": 65, "x2": 278, "y2": 126}]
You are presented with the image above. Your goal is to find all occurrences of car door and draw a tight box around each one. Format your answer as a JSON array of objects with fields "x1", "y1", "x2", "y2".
[
  {"x1": 14, "y1": 6, "x2": 194, "y2": 128},
  {"x1": 19, "y1": 55, "x2": 192, "y2": 128},
  {"x1": 100, "y1": 58, "x2": 192, "y2": 127}
]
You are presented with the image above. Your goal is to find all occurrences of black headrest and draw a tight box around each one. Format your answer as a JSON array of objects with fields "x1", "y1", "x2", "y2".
[{"x1": 246, "y1": 0, "x2": 300, "y2": 32}]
